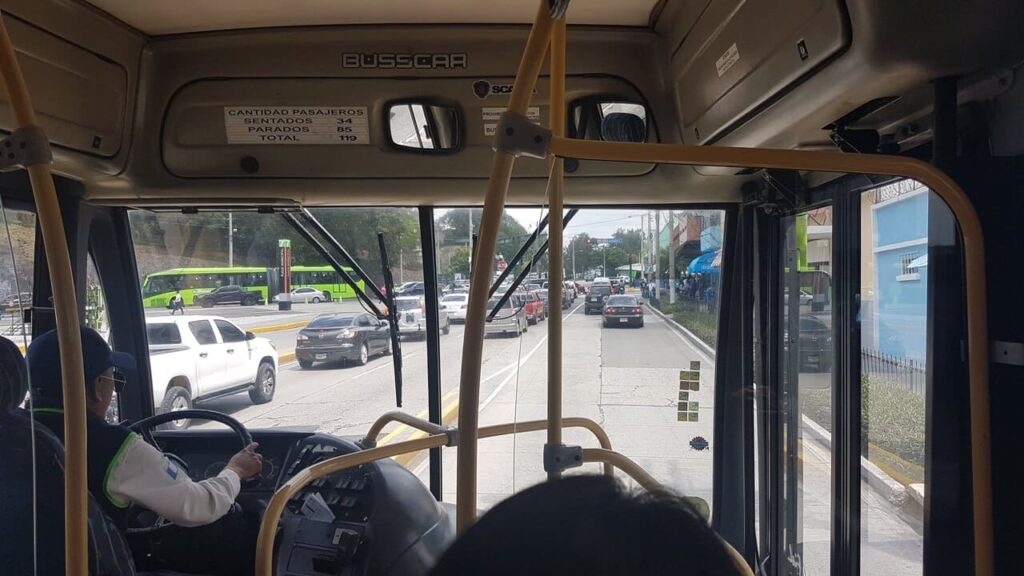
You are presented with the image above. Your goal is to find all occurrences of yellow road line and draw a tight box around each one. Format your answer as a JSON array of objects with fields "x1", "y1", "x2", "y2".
[
  {"x1": 378, "y1": 388, "x2": 459, "y2": 446},
  {"x1": 250, "y1": 321, "x2": 308, "y2": 334},
  {"x1": 393, "y1": 396, "x2": 461, "y2": 467}
]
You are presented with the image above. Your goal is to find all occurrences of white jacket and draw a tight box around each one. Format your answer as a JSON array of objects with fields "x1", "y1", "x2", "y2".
[{"x1": 106, "y1": 434, "x2": 240, "y2": 527}]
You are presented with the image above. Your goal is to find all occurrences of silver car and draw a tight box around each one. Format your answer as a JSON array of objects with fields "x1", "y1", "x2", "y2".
[
  {"x1": 395, "y1": 296, "x2": 451, "y2": 337},
  {"x1": 484, "y1": 296, "x2": 528, "y2": 337}
]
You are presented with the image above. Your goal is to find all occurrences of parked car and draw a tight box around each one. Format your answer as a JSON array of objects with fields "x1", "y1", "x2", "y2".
[
  {"x1": 397, "y1": 282, "x2": 426, "y2": 296},
  {"x1": 394, "y1": 296, "x2": 451, "y2": 337},
  {"x1": 563, "y1": 281, "x2": 578, "y2": 301},
  {"x1": 145, "y1": 316, "x2": 278, "y2": 429},
  {"x1": 798, "y1": 315, "x2": 832, "y2": 371},
  {"x1": 584, "y1": 283, "x2": 613, "y2": 314},
  {"x1": 296, "y1": 312, "x2": 391, "y2": 369},
  {"x1": 2, "y1": 291, "x2": 32, "y2": 311},
  {"x1": 485, "y1": 296, "x2": 528, "y2": 337},
  {"x1": 602, "y1": 295, "x2": 644, "y2": 328},
  {"x1": 274, "y1": 286, "x2": 329, "y2": 303},
  {"x1": 194, "y1": 285, "x2": 263, "y2": 307},
  {"x1": 441, "y1": 293, "x2": 469, "y2": 322},
  {"x1": 520, "y1": 290, "x2": 546, "y2": 324},
  {"x1": 536, "y1": 288, "x2": 570, "y2": 313}
]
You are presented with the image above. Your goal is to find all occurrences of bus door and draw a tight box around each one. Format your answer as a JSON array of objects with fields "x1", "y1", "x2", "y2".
[{"x1": 767, "y1": 173, "x2": 970, "y2": 575}]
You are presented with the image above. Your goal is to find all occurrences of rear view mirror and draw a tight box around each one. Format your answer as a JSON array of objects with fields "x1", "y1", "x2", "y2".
[
  {"x1": 245, "y1": 331, "x2": 256, "y2": 341},
  {"x1": 570, "y1": 98, "x2": 649, "y2": 143},
  {"x1": 387, "y1": 101, "x2": 461, "y2": 153}
]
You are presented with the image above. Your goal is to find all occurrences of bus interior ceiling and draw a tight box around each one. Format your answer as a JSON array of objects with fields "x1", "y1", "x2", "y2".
[{"x1": 0, "y1": 0, "x2": 1022, "y2": 574}]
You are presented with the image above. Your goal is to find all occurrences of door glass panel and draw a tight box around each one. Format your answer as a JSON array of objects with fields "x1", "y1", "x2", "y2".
[
  {"x1": 860, "y1": 181, "x2": 927, "y2": 573},
  {"x1": 780, "y1": 208, "x2": 834, "y2": 575},
  {"x1": 0, "y1": 205, "x2": 34, "y2": 350}
]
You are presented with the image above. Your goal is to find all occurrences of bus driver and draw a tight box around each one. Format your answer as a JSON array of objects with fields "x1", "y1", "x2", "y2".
[{"x1": 27, "y1": 326, "x2": 264, "y2": 530}]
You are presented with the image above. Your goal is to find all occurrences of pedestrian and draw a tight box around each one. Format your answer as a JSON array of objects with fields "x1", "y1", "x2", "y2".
[{"x1": 170, "y1": 290, "x2": 185, "y2": 315}]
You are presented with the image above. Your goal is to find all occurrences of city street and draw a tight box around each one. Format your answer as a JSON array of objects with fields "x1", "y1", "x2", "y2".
[{"x1": 169, "y1": 297, "x2": 717, "y2": 509}]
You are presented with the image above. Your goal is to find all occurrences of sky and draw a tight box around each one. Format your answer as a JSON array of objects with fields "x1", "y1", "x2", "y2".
[{"x1": 436, "y1": 208, "x2": 649, "y2": 246}]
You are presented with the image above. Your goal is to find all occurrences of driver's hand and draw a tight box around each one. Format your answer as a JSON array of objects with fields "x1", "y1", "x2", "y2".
[{"x1": 225, "y1": 442, "x2": 263, "y2": 480}]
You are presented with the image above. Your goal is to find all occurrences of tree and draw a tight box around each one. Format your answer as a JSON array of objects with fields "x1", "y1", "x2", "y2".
[{"x1": 448, "y1": 246, "x2": 470, "y2": 276}]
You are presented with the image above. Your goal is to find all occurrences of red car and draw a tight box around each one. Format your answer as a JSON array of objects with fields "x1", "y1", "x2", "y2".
[{"x1": 521, "y1": 290, "x2": 547, "y2": 325}]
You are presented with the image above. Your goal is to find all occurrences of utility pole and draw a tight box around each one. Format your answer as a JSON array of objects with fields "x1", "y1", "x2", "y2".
[
  {"x1": 571, "y1": 238, "x2": 576, "y2": 280},
  {"x1": 668, "y1": 210, "x2": 676, "y2": 304},
  {"x1": 466, "y1": 209, "x2": 473, "y2": 278},
  {"x1": 228, "y1": 212, "x2": 234, "y2": 268},
  {"x1": 654, "y1": 211, "x2": 661, "y2": 303}
]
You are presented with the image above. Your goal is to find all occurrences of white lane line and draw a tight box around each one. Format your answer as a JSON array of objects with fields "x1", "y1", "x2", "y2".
[
  {"x1": 411, "y1": 302, "x2": 584, "y2": 477},
  {"x1": 480, "y1": 302, "x2": 582, "y2": 412}
]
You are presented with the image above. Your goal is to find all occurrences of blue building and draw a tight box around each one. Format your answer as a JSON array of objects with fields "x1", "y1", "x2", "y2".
[{"x1": 868, "y1": 180, "x2": 929, "y2": 362}]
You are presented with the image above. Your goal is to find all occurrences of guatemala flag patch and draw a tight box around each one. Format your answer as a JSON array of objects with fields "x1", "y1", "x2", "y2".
[{"x1": 166, "y1": 463, "x2": 178, "y2": 479}]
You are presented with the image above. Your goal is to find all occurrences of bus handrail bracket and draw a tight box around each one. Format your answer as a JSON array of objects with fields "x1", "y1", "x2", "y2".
[
  {"x1": 0, "y1": 125, "x2": 52, "y2": 171},
  {"x1": 543, "y1": 443, "x2": 583, "y2": 473},
  {"x1": 493, "y1": 112, "x2": 551, "y2": 159}
]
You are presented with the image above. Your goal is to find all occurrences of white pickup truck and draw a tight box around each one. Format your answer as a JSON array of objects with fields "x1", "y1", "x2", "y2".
[{"x1": 145, "y1": 315, "x2": 278, "y2": 429}]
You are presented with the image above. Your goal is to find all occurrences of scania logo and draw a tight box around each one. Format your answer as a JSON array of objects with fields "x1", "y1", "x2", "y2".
[
  {"x1": 342, "y1": 52, "x2": 468, "y2": 70},
  {"x1": 472, "y1": 80, "x2": 491, "y2": 100}
]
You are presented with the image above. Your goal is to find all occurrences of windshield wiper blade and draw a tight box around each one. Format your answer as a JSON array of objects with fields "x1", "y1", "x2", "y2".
[
  {"x1": 488, "y1": 209, "x2": 578, "y2": 299},
  {"x1": 279, "y1": 212, "x2": 384, "y2": 318},
  {"x1": 486, "y1": 209, "x2": 579, "y2": 321}
]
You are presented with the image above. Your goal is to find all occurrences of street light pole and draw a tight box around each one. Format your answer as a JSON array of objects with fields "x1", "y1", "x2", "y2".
[
  {"x1": 228, "y1": 212, "x2": 233, "y2": 268},
  {"x1": 668, "y1": 210, "x2": 676, "y2": 305},
  {"x1": 571, "y1": 238, "x2": 576, "y2": 280}
]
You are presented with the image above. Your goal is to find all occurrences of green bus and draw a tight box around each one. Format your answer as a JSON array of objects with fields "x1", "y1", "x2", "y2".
[{"x1": 141, "y1": 265, "x2": 365, "y2": 308}]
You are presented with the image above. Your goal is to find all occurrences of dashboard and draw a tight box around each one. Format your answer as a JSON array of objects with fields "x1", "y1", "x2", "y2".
[{"x1": 151, "y1": 428, "x2": 455, "y2": 575}]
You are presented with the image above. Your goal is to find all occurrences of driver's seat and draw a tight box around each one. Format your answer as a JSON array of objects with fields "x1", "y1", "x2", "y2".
[{"x1": 0, "y1": 336, "x2": 136, "y2": 575}]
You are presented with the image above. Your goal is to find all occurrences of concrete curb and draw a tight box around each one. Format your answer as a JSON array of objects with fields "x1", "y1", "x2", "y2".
[
  {"x1": 801, "y1": 414, "x2": 907, "y2": 506},
  {"x1": 645, "y1": 302, "x2": 717, "y2": 359}
]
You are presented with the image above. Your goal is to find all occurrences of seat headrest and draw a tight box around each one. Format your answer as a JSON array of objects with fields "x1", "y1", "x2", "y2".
[
  {"x1": 0, "y1": 336, "x2": 28, "y2": 411},
  {"x1": 600, "y1": 112, "x2": 647, "y2": 143}
]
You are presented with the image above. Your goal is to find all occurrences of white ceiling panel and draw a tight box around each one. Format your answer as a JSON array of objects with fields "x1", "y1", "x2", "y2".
[{"x1": 84, "y1": 0, "x2": 661, "y2": 35}]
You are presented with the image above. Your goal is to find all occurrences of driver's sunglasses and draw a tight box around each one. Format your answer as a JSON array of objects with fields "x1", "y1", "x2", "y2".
[{"x1": 99, "y1": 370, "x2": 127, "y2": 394}]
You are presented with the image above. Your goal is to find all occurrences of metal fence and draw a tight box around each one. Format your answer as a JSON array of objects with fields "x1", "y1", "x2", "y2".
[{"x1": 861, "y1": 348, "x2": 926, "y2": 395}]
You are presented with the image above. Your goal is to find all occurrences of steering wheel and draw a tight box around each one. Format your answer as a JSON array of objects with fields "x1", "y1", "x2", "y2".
[{"x1": 125, "y1": 409, "x2": 254, "y2": 537}]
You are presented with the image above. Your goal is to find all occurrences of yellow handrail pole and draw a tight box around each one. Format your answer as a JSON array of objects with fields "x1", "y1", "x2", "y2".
[
  {"x1": 580, "y1": 448, "x2": 662, "y2": 492},
  {"x1": 0, "y1": 12, "x2": 89, "y2": 576},
  {"x1": 480, "y1": 417, "x2": 614, "y2": 476},
  {"x1": 545, "y1": 18, "x2": 567, "y2": 479},
  {"x1": 549, "y1": 136, "x2": 992, "y2": 576},
  {"x1": 255, "y1": 434, "x2": 448, "y2": 575},
  {"x1": 364, "y1": 410, "x2": 446, "y2": 444},
  {"x1": 455, "y1": 0, "x2": 554, "y2": 533}
]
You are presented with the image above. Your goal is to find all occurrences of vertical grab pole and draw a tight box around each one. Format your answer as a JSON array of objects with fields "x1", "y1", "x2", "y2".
[
  {"x1": 546, "y1": 18, "x2": 567, "y2": 479},
  {"x1": 0, "y1": 12, "x2": 89, "y2": 576},
  {"x1": 455, "y1": 0, "x2": 555, "y2": 532}
]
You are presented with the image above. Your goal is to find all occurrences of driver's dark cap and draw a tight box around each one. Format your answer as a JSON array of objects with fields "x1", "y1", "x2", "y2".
[{"x1": 27, "y1": 326, "x2": 136, "y2": 406}]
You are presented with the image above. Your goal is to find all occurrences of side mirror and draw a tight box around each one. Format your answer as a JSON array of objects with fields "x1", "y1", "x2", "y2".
[
  {"x1": 245, "y1": 331, "x2": 256, "y2": 341},
  {"x1": 569, "y1": 98, "x2": 649, "y2": 143}
]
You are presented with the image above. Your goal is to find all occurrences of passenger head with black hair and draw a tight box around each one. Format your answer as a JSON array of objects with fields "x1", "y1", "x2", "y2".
[{"x1": 431, "y1": 474, "x2": 748, "y2": 576}]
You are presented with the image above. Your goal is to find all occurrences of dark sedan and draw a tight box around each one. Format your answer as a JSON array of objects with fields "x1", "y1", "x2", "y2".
[
  {"x1": 601, "y1": 295, "x2": 644, "y2": 328},
  {"x1": 295, "y1": 313, "x2": 391, "y2": 369}
]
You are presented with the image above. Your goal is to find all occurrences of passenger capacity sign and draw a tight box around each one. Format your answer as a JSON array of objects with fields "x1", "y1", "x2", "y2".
[{"x1": 224, "y1": 106, "x2": 369, "y2": 144}]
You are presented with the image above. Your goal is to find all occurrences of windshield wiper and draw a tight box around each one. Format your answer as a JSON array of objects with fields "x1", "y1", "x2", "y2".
[{"x1": 486, "y1": 209, "x2": 578, "y2": 321}]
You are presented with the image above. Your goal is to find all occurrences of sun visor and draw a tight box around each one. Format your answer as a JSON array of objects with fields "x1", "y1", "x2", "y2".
[
  {"x1": 0, "y1": 16, "x2": 127, "y2": 157},
  {"x1": 671, "y1": 0, "x2": 849, "y2": 145},
  {"x1": 162, "y1": 76, "x2": 654, "y2": 179}
]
